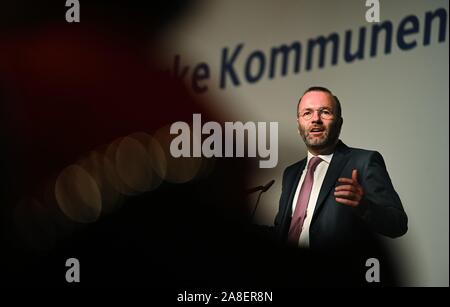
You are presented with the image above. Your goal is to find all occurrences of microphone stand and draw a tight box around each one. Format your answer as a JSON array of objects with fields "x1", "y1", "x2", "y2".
[
  {"x1": 246, "y1": 180, "x2": 275, "y2": 220},
  {"x1": 251, "y1": 189, "x2": 264, "y2": 220}
]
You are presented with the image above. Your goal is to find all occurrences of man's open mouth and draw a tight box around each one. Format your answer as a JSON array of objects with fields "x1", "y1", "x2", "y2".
[{"x1": 310, "y1": 128, "x2": 324, "y2": 133}]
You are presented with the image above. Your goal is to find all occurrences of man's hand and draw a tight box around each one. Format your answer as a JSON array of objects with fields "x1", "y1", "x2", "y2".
[{"x1": 334, "y1": 169, "x2": 364, "y2": 207}]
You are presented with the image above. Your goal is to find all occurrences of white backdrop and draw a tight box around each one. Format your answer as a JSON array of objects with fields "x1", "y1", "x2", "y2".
[{"x1": 158, "y1": 0, "x2": 449, "y2": 286}]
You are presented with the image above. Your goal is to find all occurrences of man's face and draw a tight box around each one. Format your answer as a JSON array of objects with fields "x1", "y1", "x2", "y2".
[{"x1": 297, "y1": 91, "x2": 342, "y2": 151}]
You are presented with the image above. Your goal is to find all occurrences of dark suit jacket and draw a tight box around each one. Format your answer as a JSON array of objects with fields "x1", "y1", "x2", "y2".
[{"x1": 275, "y1": 140, "x2": 408, "y2": 251}]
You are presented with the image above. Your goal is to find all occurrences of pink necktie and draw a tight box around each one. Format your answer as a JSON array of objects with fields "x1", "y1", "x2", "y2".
[{"x1": 288, "y1": 156, "x2": 322, "y2": 245}]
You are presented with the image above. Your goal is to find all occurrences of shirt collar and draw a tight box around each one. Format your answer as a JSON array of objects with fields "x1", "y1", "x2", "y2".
[{"x1": 307, "y1": 151, "x2": 334, "y2": 165}]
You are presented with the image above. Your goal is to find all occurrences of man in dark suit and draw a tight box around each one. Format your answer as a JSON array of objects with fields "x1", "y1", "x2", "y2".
[{"x1": 274, "y1": 86, "x2": 408, "y2": 257}]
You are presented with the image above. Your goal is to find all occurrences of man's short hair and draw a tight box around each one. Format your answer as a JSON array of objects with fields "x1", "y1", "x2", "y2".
[{"x1": 297, "y1": 86, "x2": 342, "y2": 118}]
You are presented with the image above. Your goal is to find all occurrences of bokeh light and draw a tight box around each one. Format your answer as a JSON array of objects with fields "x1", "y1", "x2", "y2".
[
  {"x1": 116, "y1": 136, "x2": 156, "y2": 192},
  {"x1": 78, "y1": 150, "x2": 125, "y2": 215},
  {"x1": 127, "y1": 131, "x2": 166, "y2": 190},
  {"x1": 55, "y1": 164, "x2": 102, "y2": 223},
  {"x1": 104, "y1": 137, "x2": 139, "y2": 196},
  {"x1": 154, "y1": 125, "x2": 202, "y2": 183}
]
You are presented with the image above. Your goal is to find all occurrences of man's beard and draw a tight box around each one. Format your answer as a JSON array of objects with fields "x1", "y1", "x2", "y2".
[{"x1": 299, "y1": 120, "x2": 341, "y2": 150}]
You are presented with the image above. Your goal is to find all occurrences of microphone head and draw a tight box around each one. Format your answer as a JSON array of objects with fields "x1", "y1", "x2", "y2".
[
  {"x1": 245, "y1": 185, "x2": 264, "y2": 194},
  {"x1": 262, "y1": 179, "x2": 275, "y2": 192}
]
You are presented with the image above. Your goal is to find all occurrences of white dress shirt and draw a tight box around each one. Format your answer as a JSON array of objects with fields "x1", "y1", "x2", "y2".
[{"x1": 292, "y1": 151, "x2": 334, "y2": 248}]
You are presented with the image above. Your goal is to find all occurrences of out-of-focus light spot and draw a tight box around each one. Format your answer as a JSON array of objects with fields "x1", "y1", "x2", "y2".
[
  {"x1": 154, "y1": 126, "x2": 202, "y2": 183},
  {"x1": 42, "y1": 177, "x2": 80, "y2": 234},
  {"x1": 147, "y1": 135, "x2": 167, "y2": 182},
  {"x1": 78, "y1": 150, "x2": 124, "y2": 215},
  {"x1": 127, "y1": 132, "x2": 166, "y2": 191},
  {"x1": 104, "y1": 137, "x2": 138, "y2": 196},
  {"x1": 115, "y1": 136, "x2": 156, "y2": 193},
  {"x1": 55, "y1": 164, "x2": 102, "y2": 223}
]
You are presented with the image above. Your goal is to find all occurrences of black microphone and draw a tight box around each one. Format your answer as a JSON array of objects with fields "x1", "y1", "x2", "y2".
[
  {"x1": 245, "y1": 185, "x2": 264, "y2": 194},
  {"x1": 261, "y1": 179, "x2": 275, "y2": 192},
  {"x1": 248, "y1": 179, "x2": 275, "y2": 219},
  {"x1": 245, "y1": 179, "x2": 275, "y2": 194}
]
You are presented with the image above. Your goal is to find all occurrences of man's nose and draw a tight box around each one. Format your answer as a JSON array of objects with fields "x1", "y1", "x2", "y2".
[{"x1": 311, "y1": 111, "x2": 322, "y2": 122}]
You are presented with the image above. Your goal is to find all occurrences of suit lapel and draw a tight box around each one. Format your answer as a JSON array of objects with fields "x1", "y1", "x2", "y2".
[
  {"x1": 283, "y1": 159, "x2": 306, "y2": 222},
  {"x1": 312, "y1": 141, "x2": 351, "y2": 222}
]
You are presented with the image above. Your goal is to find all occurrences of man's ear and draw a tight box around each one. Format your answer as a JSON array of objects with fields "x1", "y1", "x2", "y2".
[{"x1": 337, "y1": 117, "x2": 344, "y2": 134}]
